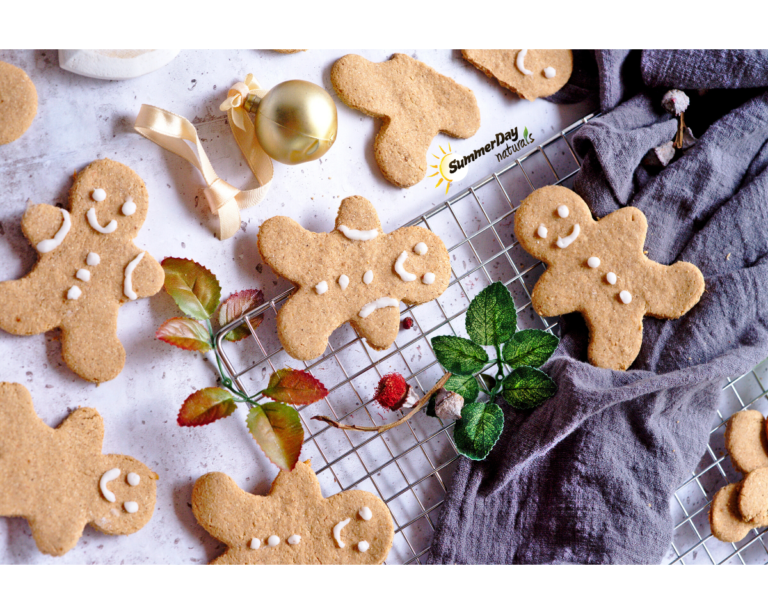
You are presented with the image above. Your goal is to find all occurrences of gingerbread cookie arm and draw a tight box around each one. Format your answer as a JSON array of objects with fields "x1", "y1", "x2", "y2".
[
  {"x1": 125, "y1": 251, "x2": 165, "y2": 300},
  {"x1": 55, "y1": 407, "x2": 105, "y2": 455},
  {"x1": 192, "y1": 472, "x2": 256, "y2": 545},
  {"x1": 60, "y1": 302, "x2": 125, "y2": 383},
  {"x1": 599, "y1": 207, "x2": 648, "y2": 255},
  {"x1": 725, "y1": 410, "x2": 768, "y2": 474},
  {"x1": 331, "y1": 54, "x2": 392, "y2": 118},
  {"x1": 643, "y1": 261, "x2": 705, "y2": 320},
  {"x1": 21, "y1": 204, "x2": 68, "y2": 249},
  {"x1": 531, "y1": 269, "x2": 583, "y2": 317},
  {"x1": 258, "y1": 216, "x2": 320, "y2": 284}
]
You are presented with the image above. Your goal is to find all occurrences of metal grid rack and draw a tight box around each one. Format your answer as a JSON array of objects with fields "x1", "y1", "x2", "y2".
[{"x1": 214, "y1": 113, "x2": 768, "y2": 565}]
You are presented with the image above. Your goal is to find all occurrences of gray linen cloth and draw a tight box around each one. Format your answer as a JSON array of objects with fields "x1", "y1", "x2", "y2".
[{"x1": 428, "y1": 51, "x2": 768, "y2": 564}]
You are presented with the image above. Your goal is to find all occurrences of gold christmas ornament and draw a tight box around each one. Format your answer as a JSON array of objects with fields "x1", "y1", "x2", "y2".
[{"x1": 243, "y1": 79, "x2": 337, "y2": 165}]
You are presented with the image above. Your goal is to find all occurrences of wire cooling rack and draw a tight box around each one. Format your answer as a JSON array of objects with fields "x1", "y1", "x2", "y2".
[{"x1": 215, "y1": 113, "x2": 768, "y2": 565}]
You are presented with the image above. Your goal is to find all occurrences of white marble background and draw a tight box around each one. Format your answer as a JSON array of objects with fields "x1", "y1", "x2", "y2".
[{"x1": 0, "y1": 49, "x2": 594, "y2": 564}]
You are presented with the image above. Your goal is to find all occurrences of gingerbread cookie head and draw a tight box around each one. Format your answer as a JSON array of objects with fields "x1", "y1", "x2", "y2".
[
  {"x1": 515, "y1": 185, "x2": 705, "y2": 370},
  {"x1": 0, "y1": 60, "x2": 38, "y2": 145},
  {"x1": 462, "y1": 49, "x2": 573, "y2": 102},
  {"x1": 331, "y1": 53, "x2": 481, "y2": 188},
  {"x1": 258, "y1": 195, "x2": 451, "y2": 361},
  {"x1": 0, "y1": 383, "x2": 158, "y2": 556},
  {"x1": 192, "y1": 461, "x2": 394, "y2": 564}
]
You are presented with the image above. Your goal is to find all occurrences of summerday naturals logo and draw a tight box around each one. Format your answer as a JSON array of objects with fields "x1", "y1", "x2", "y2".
[{"x1": 429, "y1": 126, "x2": 535, "y2": 193}]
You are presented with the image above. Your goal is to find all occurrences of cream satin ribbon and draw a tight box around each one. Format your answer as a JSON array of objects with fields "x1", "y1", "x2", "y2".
[{"x1": 134, "y1": 75, "x2": 273, "y2": 240}]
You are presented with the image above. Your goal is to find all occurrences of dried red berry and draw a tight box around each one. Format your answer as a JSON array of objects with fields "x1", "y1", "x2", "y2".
[
  {"x1": 402, "y1": 317, "x2": 414, "y2": 330},
  {"x1": 373, "y1": 373, "x2": 419, "y2": 411}
]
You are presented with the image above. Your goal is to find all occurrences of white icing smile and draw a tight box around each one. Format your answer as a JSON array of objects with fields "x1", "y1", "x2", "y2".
[
  {"x1": 121, "y1": 197, "x2": 136, "y2": 216},
  {"x1": 333, "y1": 518, "x2": 351, "y2": 548},
  {"x1": 100, "y1": 468, "x2": 120, "y2": 503},
  {"x1": 338, "y1": 225, "x2": 378, "y2": 241},
  {"x1": 556, "y1": 224, "x2": 580, "y2": 249},
  {"x1": 124, "y1": 252, "x2": 145, "y2": 300},
  {"x1": 394, "y1": 252, "x2": 417, "y2": 282},
  {"x1": 516, "y1": 49, "x2": 533, "y2": 76},
  {"x1": 87, "y1": 208, "x2": 117, "y2": 234},
  {"x1": 36, "y1": 210, "x2": 71, "y2": 254},
  {"x1": 359, "y1": 297, "x2": 399, "y2": 319}
]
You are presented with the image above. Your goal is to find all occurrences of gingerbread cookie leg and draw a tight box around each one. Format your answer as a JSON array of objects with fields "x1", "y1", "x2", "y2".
[
  {"x1": 0, "y1": 275, "x2": 62, "y2": 336},
  {"x1": 60, "y1": 302, "x2": 125, "y2": 383},
  {"x1": 349, "y1": 305, "x2": 402, "y2": 352},
  {"x1": 28, "y1": 512, "x2": 92, "y2": 556}
]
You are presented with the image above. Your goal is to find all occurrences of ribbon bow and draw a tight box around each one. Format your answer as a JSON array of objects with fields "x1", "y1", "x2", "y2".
[{"x1": 134, "y1": 76, "x2": 273, "y2": 240}]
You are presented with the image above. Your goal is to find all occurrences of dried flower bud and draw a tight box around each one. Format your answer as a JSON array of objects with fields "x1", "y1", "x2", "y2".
[
  {"x1": 402, "y1": 317, "x2": 414, "y2": 330},
  {"x1": 374, "y1": 373, "x2": 419, "y2": 411},
  {"x1": 662, "y1": 89, "x2": 689, "y2": 116},
  {"x1": 434, "y1": 388, "x2": 464, "y2": 421}
]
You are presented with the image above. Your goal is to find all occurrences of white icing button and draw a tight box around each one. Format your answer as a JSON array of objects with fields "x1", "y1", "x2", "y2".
[
  {"x1": 556, "y1": 224, "x2": 580, "y2": 249},
  {"x1": 619, "y1": 290, "x2": 633, "y2": 305},
  {"x1": 363, "y1": 270, "x2": 373, "y2": 285},
  {"x1": 606, "y1": 272, "x2": 617, "y2": 285},
  {"x1": 544, "y1": 66, "x2": 557, "y2": 79},
  {"x1": 338, "y1": 225, "x2": 378, "y2": 241},
  {"x1": 516, "y1": 49, "x2": 533, "y2": 76},
  {"x1": 87, "y1": 208, "x2": 117, "y2": 234},
  {"x1": 333, "y1": 518, "x2": 351, "y2": 548},
  {"x1": 287, "y1": 534, "x2": 301, "y2": 545},
  {"x1": 315, "y1": 281, "x2": 329, "y2": 295},
  {"x1": 422, "y1": 272, "x2": 436, "y2": 285},
  {"x1": 86, "y1": 252, "x2": 100, "y2": 266},
  {"x1": 124, "y1": 501, "x2": 139, "y2": 514},
  {"x1": 359, "y1": 507, "x2": 373, "y2": 521},
  {"x1": 249, "y1": 538, "x2": 261, "y2": 550},
  {"x1": 124, "y1": 252, "x2": 145, "y2": 300},
  {"x1": 36, "y1": 210, "x2": 71, "y2": 254},
  {"x1": 76, "y1": 269, "x2": 91, "y2": 282},
  {"x1": 414, "y1": 242, "x2": 428, "y2": 255},
  {"x1": 99, "y1": 468, "x2": 120, "y2": 502},
  {"x1": 359, "y1": 297, "x2": 399, "y2": 319},
  {"x1": 92, "y1": 188, "x2": 106, "y2": 202},
  {"x1": 338, "y1": 274, "x2": 349, "y2": 290},
  {"x1": 121, "y1": 197, "x2": 136, "y2": 216},
  {"x1": 127, "y1": 472, "x2": 140, "y2": 486},
  {"x1": 587, "y1": 257, "x2": 600, "y2": 269},
  {"x1": 394, "y1": 251, "x2": 417, "y2": 282},
  {"x1": 537, "y1": 224, "x2": 548, "y2": 239},
  {"x1": 67, "y1": 286, "x2": 82, "y2": 300},
  {"x1": 357, "y1": 541, "x2": 370, "y2": 553},
  {"x1": 557, "y1": 205, "x2": 569, "y2": 218},
  {"x1": 267, "y1": 535, "x2": 280, "y2": 547}
]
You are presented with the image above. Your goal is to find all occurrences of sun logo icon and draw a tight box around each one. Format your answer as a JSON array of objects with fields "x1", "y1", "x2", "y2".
[{"x1": 429, "y1": 144, "x2": 468, "y2": 194}]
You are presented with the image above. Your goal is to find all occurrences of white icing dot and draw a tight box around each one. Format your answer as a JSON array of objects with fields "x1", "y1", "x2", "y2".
[
  {"x1": 363, "y1": 270, "x2": 373, "y2": 285},
  {"x1": 338, "y1": 275, "x2": 349, "y2": 290},
  {"x1": 287, "y1": 534, "x2": 301, "y2": 545},
  {"x1": 267, "y1": 535, "x2": 280, "y2": 547},
  {"x1": 557, "y1": 205, "x2": 569, "y2": 218},
  {"x1": 544, "y1": 66, "x2": 557, "y2": 79},
  {"x1": 86, "y1": 252, "x2": 100, "y2": 266},
  {"x1": 249, "y1": 538, "x2": 261, "y2": 550},
  {"x1": 121, "y1": 197, "x2": 136, "y2": 216},
  {"x1": 422, "y1": 272, "x2": 436, "y2": 285},
  {"x1": 587, "y1": 257, "x2": 600, "y2": 269},
  {"x1": 124, "y1": 501, "x2": 139, "y2": 514},
  {"x1": 357, "y1": 541, "x2": 370, "y2": 553},
  {"x1": 359, "y1": 507, "x2": 373, "y2": 521},
  {"x1": 414, "y1": 242, "x2": 428, "y2": 255},
  {"x1": 537, "y1": 224, "x2": 548, "y2": 238},
  {"x1": 76, "y1": 269, "x2": 91, "y2": 282},
  {"x1": 67, "y1": 286, "x2": 82, "y2": 300},
  {"x1": 315, "y1": 281, "x2": 329, "y2": 295},
  {"x1": 619, "y1": 290, "x2": 632, "y2": 304},
  {"x1": 606, "y1": 272, "x2": 617, "y2": 285},
  {"x1": 92, "y1": 188, "x2": 106, "y2": 202},
  {"x1": 127, "y1": 472, "x2": 140, "y2": 486}
]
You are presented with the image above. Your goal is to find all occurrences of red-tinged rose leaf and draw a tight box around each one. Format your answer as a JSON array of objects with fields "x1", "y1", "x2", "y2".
[
  {"x1": 246, "y1": 402, "x2": 303, "y2": 471},
  {"x1": 218, "y1": 289, "x2": 265, "y2": 342},
  {"x1": 161, "y1": 257, "x2": 221, "y2": 320},
  {"x1": 262, "y1": 368, "x2": 329, "y2": 406},
  {"x1": 156, "y1": 317, "x2": 212, "y2": 353},
  {"x1": 178, "y1": 387, "x2": 236, "y2": 427}
]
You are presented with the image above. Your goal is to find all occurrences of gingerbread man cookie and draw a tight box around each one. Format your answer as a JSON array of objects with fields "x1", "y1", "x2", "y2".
[
  {"x1": 0, "y1": 158, "x2": 164, "y2": 383},
  {"x1": 514, "y1": 186, "x2": 704, "y2": 371},
  {"x1": 331, "y1": 53, "x2": 481, "y2": 188},
  {"x1": 0, "y1": 60, "x2": 38, "y2": 145},
  {"x1": 710, "y1": 410, "x2": 768, "y2": 542},
  {"x1": 462, "y1": 49, "x2": 573, "y2": 102},
  {"x1": 192, "y1": 460, "x2": 394, "y2": 564},
  {"x1": 258, "y1": 195, "x2": 451, "y2": 361},
  {"x1": 0, "y1": 382, "x2": 158, "y2": 556}
]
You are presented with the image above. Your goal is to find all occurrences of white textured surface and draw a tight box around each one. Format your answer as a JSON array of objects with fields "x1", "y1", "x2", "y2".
[{"x1": 0, "y1": 49, "x2": 594, "y2": 564}]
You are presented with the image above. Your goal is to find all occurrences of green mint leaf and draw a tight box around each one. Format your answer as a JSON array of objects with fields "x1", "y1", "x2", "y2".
[
  {"x1": 444, "y1": 373, "x2": 480, "y2": 402},
  {"x1": 465, "y1": 282, "x2": 517, "y2": 347},
  {"x1": 246, "y1": 402, "x2": 304, "y2": 471},
  {"x1": 161, "y1": 258, "x2": 221, "y2": 320},
  {"x1": 453, "y1": 402, "x2": 504, "y2": 461},
  {"x1": 425, "y1": 394, "x2": 437, "y2": 418},
  {"x1": 432, "y1": 336, "x2": 489, "y2": 376},
  {"x1": 502, "y1": 329, "x2": 559, "y2": 369},
  {"x1": 501, "y1": 366, "x2": 557, "y2": 411}
]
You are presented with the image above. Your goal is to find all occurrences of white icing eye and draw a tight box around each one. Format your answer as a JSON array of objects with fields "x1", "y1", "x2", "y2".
[
  {"x1": 363, "y1": 270, "x2": 373, "y2": 285},
  {"x1": 267, "y1": 535, "x2": 280, "y2": 547},
  {"x1": 413, "y1": 242, "x2": 428, "y2": 255},
  {"x1": 338, "y1": 275, "x2": 349, "y2": 290},
  {"x1": 544, "y1": 66, "x2": 557, "y2": 79},
  {"x1": 315, "y1": 281, "x2": 329, "y2": 295},
  {"x1": 92, "y1": 188, "x2": 106, "y2": 202},
  {"x1": 619, "y1": 290, "x2": 632, "y2": 304},
  {"x1": 121, "y1": 197, "x2": 137, "y2": 216},
  {"x1": 422, "y1": 272, "x2": 436, "y2": 285},
  {"x1": 287, "y1": 534, "x2": 301, "y2": 545},
  {"x1": 587, "y1": 257, "x2": 600, "y2": 269},
  {"x1": 124, "y1": 501, "x2": 139, "y2": 514},
  {"x1": 127, "y1": 472, "x2": 140, "y2": 486},
  {"x1": 359, "y1": 506, "x2": 373, "y2": 521},
  {"x1": 249, "y1": 538, "x2": 261, "y2": 549},
  {"x1": 537, "y1": 224, "x2": 548, "y2": 239},
  {"x1": 357, "y1": 541, "x2": 370, "y2": 552},
  {"x1": 557, "y1": 205, "x2": 569, "y2": 218},
  {"x1": 606, "y1": 272, "x2": 617, "y2": 285}
]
